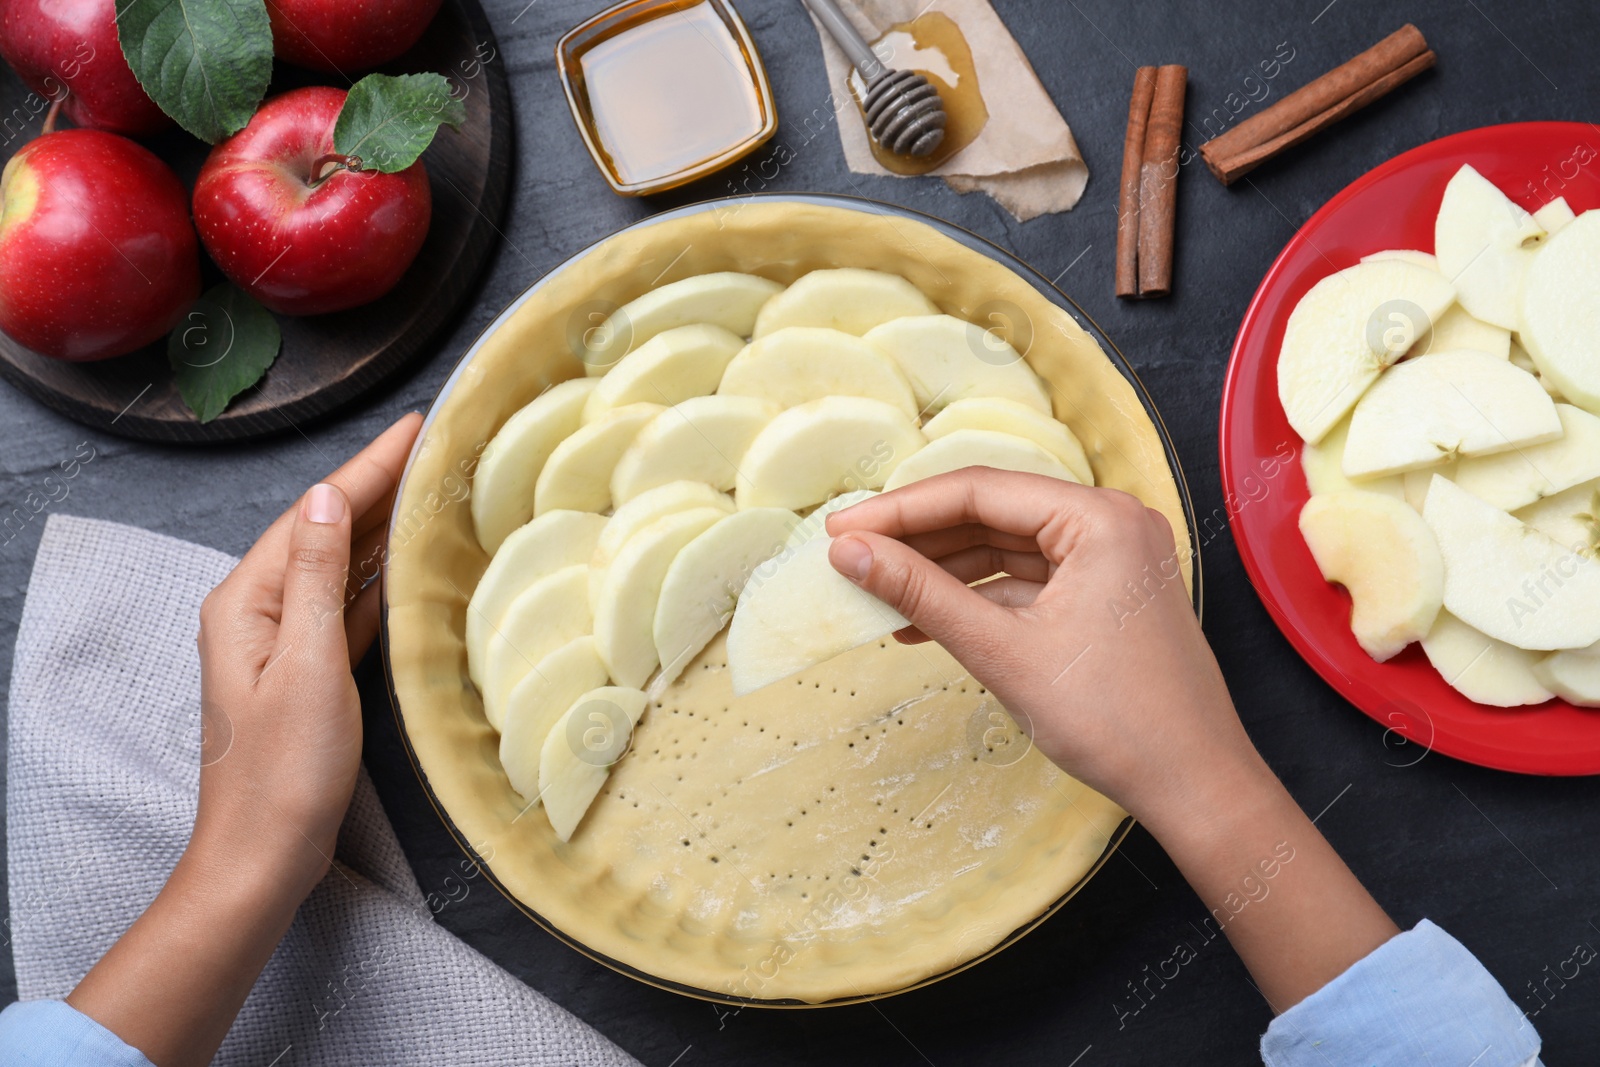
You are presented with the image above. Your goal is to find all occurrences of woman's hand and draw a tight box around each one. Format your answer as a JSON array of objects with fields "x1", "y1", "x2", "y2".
[
  {"x1": 826, "y1": 469, "x2": 1399, "y2": 1012},
  {"x1": 824, "y1": 467, "x2": 1248, "y2": 830},
  {"x1": 192, "y1": 413, "x2": 423, "y2": 887},
  {"x1": 68, "y1": 414, "x2": 422, "y2": 1067}
]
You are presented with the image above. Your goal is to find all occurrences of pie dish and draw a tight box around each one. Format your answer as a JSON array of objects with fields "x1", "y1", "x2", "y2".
[{"x1": 383, "y1": 194, "x2": 1200, "y2": 1003}]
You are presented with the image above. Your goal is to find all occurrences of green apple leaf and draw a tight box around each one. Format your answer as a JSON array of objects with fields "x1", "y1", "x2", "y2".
[
  {"x1": 333, "y1": 73, "x2": 466, "y2": 174},
  {"x1": 168, "y1": 284, "x2": 281, "y2": 423},
  {"x1": 117, "y1": 0, "x2": 273, "y2": 144}
]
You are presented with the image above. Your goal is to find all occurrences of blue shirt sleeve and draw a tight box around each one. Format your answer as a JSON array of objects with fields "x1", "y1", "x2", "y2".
[
  {"x1": 0, "y1": 999, "x2": 155, "y2": 1067},
  {"x1": 1261, "y1": 920, "x2": 1542, "y2": 1066}
]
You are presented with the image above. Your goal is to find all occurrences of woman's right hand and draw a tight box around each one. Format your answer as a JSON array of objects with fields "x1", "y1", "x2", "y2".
[
  {"x1": 826, "y1": 470, "x2": 1401, "y2": 1014},
  {"x1": 824, "y1": 468, "x2": 1262, "y2": 832}
]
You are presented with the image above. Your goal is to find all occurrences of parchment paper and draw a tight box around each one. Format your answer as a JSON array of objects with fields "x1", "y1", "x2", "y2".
[{"x1": 805, "y1": 0, "x2": 1089, "y2": 221}]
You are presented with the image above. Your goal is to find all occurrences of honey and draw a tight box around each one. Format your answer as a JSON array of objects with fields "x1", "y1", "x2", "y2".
[
  {"x1": 848, "y1": 12, "x2": 989, "y2": 176},
  {"x1": 557, "y1": 0, "x2": 777, "y2": 196}
]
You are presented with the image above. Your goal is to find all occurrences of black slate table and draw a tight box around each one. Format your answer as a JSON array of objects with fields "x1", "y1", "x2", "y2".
[{"x1": 3, "y1": 1, "x2": 1598, "y2": 1063}]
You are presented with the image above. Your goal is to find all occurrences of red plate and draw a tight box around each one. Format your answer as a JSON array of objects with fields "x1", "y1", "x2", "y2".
[{"x1": 1220, "y1": 122, "x2": 1600, "y2": 776}]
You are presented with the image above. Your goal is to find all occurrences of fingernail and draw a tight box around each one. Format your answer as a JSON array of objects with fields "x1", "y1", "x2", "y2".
[
  {"x1": 831, "y1": 536, "x2": 873, "y2": 581},
  {"x1": 305, "y1": 483, "x2": 345, "y2": 524}
]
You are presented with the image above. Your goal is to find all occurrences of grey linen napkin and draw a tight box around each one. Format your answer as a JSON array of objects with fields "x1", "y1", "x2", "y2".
[{"x1": 7, "y1": 514, "x2": 638, "y2": 1067}]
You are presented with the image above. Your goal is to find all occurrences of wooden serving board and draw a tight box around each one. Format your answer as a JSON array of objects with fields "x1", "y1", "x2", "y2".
[{"x1": 0, "y1": 0, "x2": 513, "y2": 443}]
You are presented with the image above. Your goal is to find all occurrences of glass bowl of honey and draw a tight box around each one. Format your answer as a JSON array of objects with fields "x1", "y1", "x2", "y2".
[{"x1": 556, "y1": 0, "x2": 778, "y2": 196}]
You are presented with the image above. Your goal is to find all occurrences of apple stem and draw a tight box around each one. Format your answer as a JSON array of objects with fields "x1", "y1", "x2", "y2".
[
  {"x1": 308, "y1": 153, "x2": 366, "y2": 185},
  {"x1": 42, "y1": 97, "x2": 62, "y2": 136}
]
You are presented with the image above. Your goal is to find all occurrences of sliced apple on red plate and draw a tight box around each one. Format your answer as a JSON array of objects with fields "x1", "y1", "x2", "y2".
[
  {"x1": 1277, "y1": 158, "x2": 1600, "y2": 715},
  {"x1": 1276, "y1": 259, "x2": 1455, "y2": 444},
  {"x1": 1520, "y1": 210, "x2": 1600, "y2": 413},
  {"x1": 1301, "y1": 416, "x2": 1404, "y2": 499},
  {"x1": 1420, "y1": 611, "x2": 1553, "y2": 708},
  {"x1": 1299, "y1": 491, "x2": 1443, "y2": 662},
  {"x1": 1423, "y1": 476, "x2": 1600, "y2": 652},
  {"x1": 1341, "y1": 350, "x2": 1561, "y2": 478},
  {"x1": 1433, "y1": 163, "x2": 1545, "y2": 330},
  {"x1": 1533, "y1": 644, "x2": 1600, "y2": 707}
]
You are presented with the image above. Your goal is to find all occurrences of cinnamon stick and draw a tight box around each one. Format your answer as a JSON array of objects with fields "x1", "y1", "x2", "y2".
[
  {"x1": 1116, "y1": 67, "x2": 1158, "y2": 299},
  {"x1": 1200, "y1": 25, "x2": 1435, "y2": 186},
  {"x1": 1135, "y1": 65, "x2": 1186, "y2": 299}
]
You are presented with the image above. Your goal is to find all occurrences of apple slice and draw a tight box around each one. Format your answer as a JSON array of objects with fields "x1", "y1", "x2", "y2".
[
  {"x1": 1299, "y1": 491, "x2": 1444, "y2": 661},
  {"x1": 588, "y1": 481, "x2": 735, "y2": 606},
  {"x1": 1451, "y1": 404, "x2": 1600, "y2": 510},
  {"x1": 1361, "y1": 249, "x2": 1439, "y2": 271},
  {"x1": 882, "y1": 429, "x2": 1079, "y2": 492},
  {"x1": 1533, "y1": 197, "x2": 1576, "y2": 237},
  {"x1": 1532, "y1": 644, "x2": 1600, "y2": 706},
  {"x1": 1343, "y1": 351, "x2": 1561, "y2": 478},
  {"x1": 1515, "y1": 478, "x2": 1599, "y2": 558},
  {"x1": 1402, "y1": 464, "x2": 1453, "y2": 513},
  {"x1": 582, "y1": 272, "x2": 782, "y2": 374},
  {"x1": 653, "y1": 507, "x2": 800, "y2": 687},
  {"x1": 752, "y1": 268, "x2": 937, "y2": 338},
  {"x1": 727, "y1": 538, "x2": 909, "y2": 696},
  {"x1": 863, "y1": 314, "x2": 1052, "y2": 416},
  {"x1": 718, "y1": 327, "x2": 919, "y2": 419},
  {"x1": 1510, "y1": 339, "x2": 1564, "y2": 400},
  {"x1": 1414, "y1": 305, "x2": 1511, "y2": 360},
  {"x1": 466, "y1": 509, "x2": 606, "y2": 690},
  {"x1": 785, "y1": 490, "x2": 879, "y2": 547},
  {"x1": 1424, "y1": 475, "x2": 1600, "y2": 651},
  {"x1": 1301, "y1": 416, "x2": 1405, "y2": 499},
  {"x1": 581, "y1": 324, "x2": 744, "y2": 422},
  {"x1": 471, "y1": 378, "x2": 599, "y2": 554},
  {"x1": 1434, "y1": 164, "x2": 1545, "y2": 330},
  {"x1": 499, "y1": 636, "x2": 610, "y2": 804},
  {"x1": 923, "y1": 397, "x2": 1093, "y2": 484},
  {"x1": 1356, "y1": 250, "x2": 1511, "y2": 360},
  {"x1": 1421, "y1": 611, "x2": 1553, "y2": 707},
  {"x1": 480, "y1": 564, "x2": 592, "y2": 732},
  {"x1": 611, "y1": 396, "x2": 779, "y2": 504},
  {"x1": 593, "y1": 507, "x2": 727, "y2": 688},
  {"x1": 1276, "y1": 259, "x2": 1456, "y2": 444},
  {"x1": 737, "y1": 396, "x2": 926, "y2": 510},
  {"x1": 533, "y1": 402, "x2": 663, "y2": 515},
  {"x1": 539, "y1": 686, "x2": 650, "y2": 841},
  {"x1": 1519, "y1": 210, "x2": 1600, "y2": 413}
]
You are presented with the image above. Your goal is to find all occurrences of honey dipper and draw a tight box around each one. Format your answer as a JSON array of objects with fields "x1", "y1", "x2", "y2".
[{"x1": 801, "y1": 0, "x2": 947, "y2": 158}]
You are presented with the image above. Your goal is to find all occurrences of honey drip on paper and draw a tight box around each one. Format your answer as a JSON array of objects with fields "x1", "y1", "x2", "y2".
[{"x1": 849, "y1": 12, "x2": 989, "y2": 176}]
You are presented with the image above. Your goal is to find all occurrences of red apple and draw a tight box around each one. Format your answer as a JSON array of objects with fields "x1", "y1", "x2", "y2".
[
  {"x1": 192, "y1": 86, "x2": 432, "y2": 317},
  {"x1": 0, "y1": 0, "x2": 169, "y2": 136},
  {"x1": 265, "y1": 0, "x2": 444, "y2": 73},
  {"x1": 0, "y1": 130, "x2": 199, "y2": 361}
]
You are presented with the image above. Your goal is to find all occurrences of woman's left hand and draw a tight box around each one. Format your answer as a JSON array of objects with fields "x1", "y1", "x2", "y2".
[
  {"x1": 192, "y1": 412, "x2": 423, "y2": 888},
  {"x1": 68, "y1": 413, "x2": 422, "y2": 1067}
]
